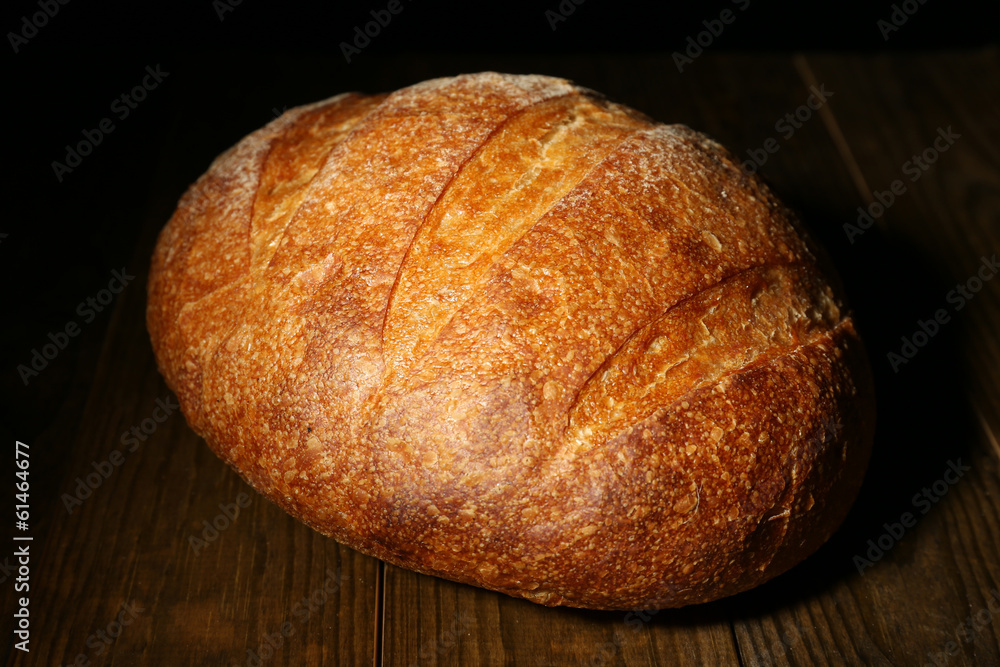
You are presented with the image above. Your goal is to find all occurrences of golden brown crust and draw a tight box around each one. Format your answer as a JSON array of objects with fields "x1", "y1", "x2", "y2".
[{"x1": 147, "y1": 72, "x2": 875, "y2": 609}]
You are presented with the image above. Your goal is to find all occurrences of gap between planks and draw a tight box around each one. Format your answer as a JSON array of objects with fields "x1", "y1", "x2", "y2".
[
  {"x1": 729, "y1": 620, "x2": 747, "y2": 667},
  {"x1": 792, "y1": 54, "x2": 885, "y2": 235},
  {"x1": 972, "y1": 398, "x2": 1000, "y2": 463},
  {"x1": 374, "y1": 560, "x2": 386, "y2": 667}
]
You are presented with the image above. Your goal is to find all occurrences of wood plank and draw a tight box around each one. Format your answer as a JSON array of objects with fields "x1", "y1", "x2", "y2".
[
  {"x1": 377, "y1": 50, "x2": 1000, "y2": 665},
  {"x1": 635, "y1": 48, "x2": 1000, "y2": 667},
  {"x1": 3, "y1": 65, "x2": 381, "y2": 665},
  {"x1": 655, "y1": 52, "x2": 900, "y2": 667},
  {"x1": 382, "y1": 563, "x2": 738, "y2": 666},
  {"x1": 741, "y1": 50, "x2": 1000, "y2": 667}
]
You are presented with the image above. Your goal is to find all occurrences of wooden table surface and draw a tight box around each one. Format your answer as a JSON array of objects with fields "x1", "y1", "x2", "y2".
[{"x1": 3, "y1": 50, "x2": 999, "y2": 666}]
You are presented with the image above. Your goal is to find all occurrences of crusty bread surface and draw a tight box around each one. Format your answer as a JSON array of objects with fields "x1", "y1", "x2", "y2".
[{"x1": 147, "y1": 72, "x2": 875, "y2": 609}]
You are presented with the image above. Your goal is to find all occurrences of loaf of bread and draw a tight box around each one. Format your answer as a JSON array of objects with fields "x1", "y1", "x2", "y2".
[{"x1": 147, "y1": 72, "x2": 875, "y2": 610}]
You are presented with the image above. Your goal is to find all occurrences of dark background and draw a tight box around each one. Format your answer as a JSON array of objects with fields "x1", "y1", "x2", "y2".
[{"x1": 0, "y1": 0, "x2": 993, "y2": 460}]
